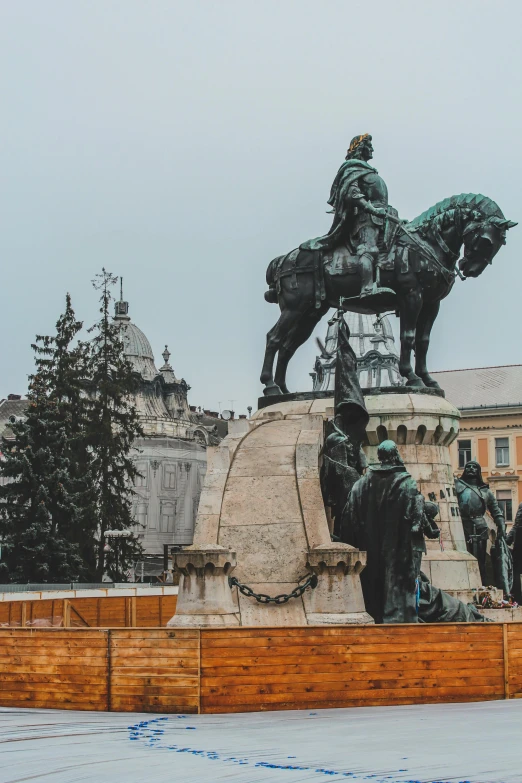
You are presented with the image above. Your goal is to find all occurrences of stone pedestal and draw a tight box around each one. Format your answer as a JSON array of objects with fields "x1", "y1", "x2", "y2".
[
  {"x1": 167, "y1": 545, "x2": 239, "y2": 627},
  {"x1": 363, "y1": 389, "x2": 481, "y2": 600},
  {"x1": 168, "y1": 412, "x2": 370, "y2": 626},
  {"x1": 253, "y1": 389, "x2": 482, "y2": 602}
]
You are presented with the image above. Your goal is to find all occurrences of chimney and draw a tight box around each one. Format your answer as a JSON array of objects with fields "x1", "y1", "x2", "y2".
[
  {"x1": 7, "y1": 394, "x2": 21, "y2": 401},
  {"x1": 239, "y1": 414, "x2": 247, "y2": 419}
]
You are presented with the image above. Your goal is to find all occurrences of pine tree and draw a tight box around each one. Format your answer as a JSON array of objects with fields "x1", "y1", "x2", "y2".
[
  {"x1": 0, "y1": 295, "x2": 89, "y2": 583},
  {"x1": 86, "y1": 269, "x2": 143, "y2": 581}
]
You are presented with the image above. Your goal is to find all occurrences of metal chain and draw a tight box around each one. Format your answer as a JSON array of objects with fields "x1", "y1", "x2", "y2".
[{"x1": 228, "y1": 573, "x2": 318, "y2": 605}]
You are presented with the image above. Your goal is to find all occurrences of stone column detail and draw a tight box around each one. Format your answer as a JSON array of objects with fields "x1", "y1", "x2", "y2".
[
  {"x1": 167, "y1": 545, "x2": 239, "y2": 627},
  {"x1": 304, "y1": 544, "x2": 374, "y2": 625}
]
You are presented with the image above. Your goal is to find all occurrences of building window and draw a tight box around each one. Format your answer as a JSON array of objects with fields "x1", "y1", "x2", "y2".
[
  {"x1": 495, "y1": 438, "x2": 510, "y2": 467},
  {"x1": 163, "y1": 464, "x2": 176, "y2": 489},
  {"x1": 134, "y1": 464, "x2": 147, "y2": 488},
  {"x1": 136, "y1": 502, "x2": 149, "y2": 529},
  {"x1": 160, "y1": 501, "x2": 176, "y2": 532},
  {"x1": 458, "y1": 439, "x2": 472, "y2": 469},
  {"x1": 496, "y1": 490, "x2": 513, "y2": 521}
]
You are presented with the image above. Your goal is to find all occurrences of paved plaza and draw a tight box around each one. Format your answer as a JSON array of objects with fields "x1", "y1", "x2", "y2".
[{"x1": 0, "y1": 700, "x2": 517, "y2": 782}]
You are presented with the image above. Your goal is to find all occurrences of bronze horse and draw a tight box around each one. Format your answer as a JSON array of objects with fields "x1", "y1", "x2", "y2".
[{"x1": 261, "y1": 193, "x2": 516, "y2": 395}]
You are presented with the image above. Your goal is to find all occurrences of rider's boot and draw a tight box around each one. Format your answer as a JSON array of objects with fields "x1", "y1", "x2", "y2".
[{"x1": 358, "y1": 252, "x2": 376, "y2": 298}]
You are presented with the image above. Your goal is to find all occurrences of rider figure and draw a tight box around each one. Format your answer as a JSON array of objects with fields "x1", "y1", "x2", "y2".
[{"x1": 301, "y1": 133, "x2": 391, "y2": 301}]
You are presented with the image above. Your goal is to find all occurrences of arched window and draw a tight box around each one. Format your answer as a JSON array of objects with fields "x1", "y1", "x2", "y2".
[
  {"x1": 415, "y1": 425, "x2": 427, "y2": 445},
  {"x1": 376, "y1": 425, "x2": 388, "y2": 443}
]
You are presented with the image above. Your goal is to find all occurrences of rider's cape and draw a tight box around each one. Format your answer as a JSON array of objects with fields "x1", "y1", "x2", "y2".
[{"x1": 300, "y1": 160, "x2": 378, "y2": 252}]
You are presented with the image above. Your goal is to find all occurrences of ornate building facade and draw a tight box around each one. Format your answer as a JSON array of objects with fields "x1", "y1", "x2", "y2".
[
  {"x1": 311, "y1": 311, "x2": 402, "y2": 391},
  {"x1": 431, "y1": 364, "x2": 522, "y2": 525},
  {"x1": 114, "y1": 295, "x2": 225, "y2": 553}
]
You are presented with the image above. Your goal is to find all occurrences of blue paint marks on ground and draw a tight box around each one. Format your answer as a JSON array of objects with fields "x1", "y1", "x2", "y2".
[{"x1": 126, "y1": 718, "x2": 479, "y2": 783}]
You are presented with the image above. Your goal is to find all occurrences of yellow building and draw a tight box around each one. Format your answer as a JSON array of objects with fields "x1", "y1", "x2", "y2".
[{"x1": 432, "y1": 365, "x2": 522, "y2": 524}]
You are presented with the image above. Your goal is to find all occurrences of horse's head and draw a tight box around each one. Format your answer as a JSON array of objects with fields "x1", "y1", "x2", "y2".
[{"x1": 460, "y1": 213, "x2": 517, "y2": 278}]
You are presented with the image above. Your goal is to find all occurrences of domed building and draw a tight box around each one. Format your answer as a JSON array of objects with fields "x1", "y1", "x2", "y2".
[
  {"x1": 311, "y1": 311, "x2": 403, "y2": 391},
  {"x1": 113, "y1": 293, "x2": 225, "y2": 560}
]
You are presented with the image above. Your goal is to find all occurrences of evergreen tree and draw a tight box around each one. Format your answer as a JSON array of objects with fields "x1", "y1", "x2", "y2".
[
  {"x1": 0, "y1": 295, "x2": 89, "y2": 583},
  {"x1": 86, "y1": 269, "x2": 143, "y2": 581}
]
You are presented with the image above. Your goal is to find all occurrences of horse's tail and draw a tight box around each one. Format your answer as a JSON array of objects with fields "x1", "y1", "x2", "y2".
[{"x1": 264, "y1": 255, "x2": 283, "y2": 303}]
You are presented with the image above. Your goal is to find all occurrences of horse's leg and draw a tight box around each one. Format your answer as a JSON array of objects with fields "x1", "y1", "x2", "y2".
[
  {"x1": 260, "y1": 316, "x2": 283, "y2": 393},
  {"x1": 398, "y1": 289, "x2": 425, "y2": 387},
  {"x1": 415, "y1": 300, "x2": 441, "y2": 388},
  {"x1": 261, "y1": 307, "x2": 311, "y2": 395},
  {"x1": 274, "y1": 304, "x2": 329, "y2": 393}
]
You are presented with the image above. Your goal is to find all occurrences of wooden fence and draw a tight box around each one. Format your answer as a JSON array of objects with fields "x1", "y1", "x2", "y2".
[
  {"x1": 0, "y1": 623, "x2": 521, "y2": 714},
  {"x1": 0, "y1": 593, "x2": 177, "y2": 628}
]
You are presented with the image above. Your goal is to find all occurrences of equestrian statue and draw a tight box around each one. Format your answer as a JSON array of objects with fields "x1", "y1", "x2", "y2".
[{"x1": 261, "y1": 133, "x2": 516, "y2": 396}]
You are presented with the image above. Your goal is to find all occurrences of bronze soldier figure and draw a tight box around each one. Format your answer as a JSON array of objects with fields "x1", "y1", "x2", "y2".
[
  {"x1": 507, "y1": 502, "x2": 522, "y2": 602},
  {"x1": 455, "y1": 460, "x2": 506, "y2": 586},
  {"x1": 341, "y1": 440, "x2": 423, "y2": 624},
  {"x1": 301, "y1": 133, "x2": 395, "y2": 303},
  {"x1": 320, "y1": 310, "x2": 368, "y2": 537}
]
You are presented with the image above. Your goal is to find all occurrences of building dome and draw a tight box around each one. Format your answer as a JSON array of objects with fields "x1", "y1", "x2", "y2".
[
  {"x1": 122, "y1": 322, "x2": 154, "y2": 361},
  {"x1": 114, "y1": 299, "x2": 159, "y2": 381}
]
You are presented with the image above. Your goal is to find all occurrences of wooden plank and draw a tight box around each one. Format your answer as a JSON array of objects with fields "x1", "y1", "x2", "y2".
[
  {"x1": 201, "y1": 694, "x2": 499, "y2": 714},
  {"x1": 110, "y1": 629, "x2": 196, "y2": 639},
  {"x1": 0, "y1": 629, "x2": 106, "y2": 637},
  {"x1": 201, "y1": 623, "x2": 501, "y2": 637},
  {"x1": 111, "y1": 666, "x2": 200, "y2": 677},
  {"x1": 201, "y1": 669, "x2": 503, "y2": 687},
  {"x1": 0, "y1": 637, "x2": 107, "y2": 648},
  {"x1": 107, "y1": 629, "x2": 112, "y2": 712},
  {"x1": 111, "y1": 675, "x2": 198, "y2": 687},
  {"x1": 201, "y1": 676, "x2": 504, "y2": 697},
  {"x1": 109, "y1": 695, "x2": 198, "y2": 712},
  {"x1": 198, "y1": 641, "x2": 502, "y2": 657},
  {"x1": 200, "y1": 650, "x2": 501, "y2": 667},
  {"x1": 201, "y1": 658, "x2": 498, "y2": 676},
  {"x1": 0, "y1": 681, "x2": 108, "y2": 695},
  {"x1": 109, "y1": 638, "x2": 199, "y2": 649},
  {"x1": 504, "y1": 623, "x2": 510, "y2": 699},
  {"x1": 201, "y1": 629, "x2": 501, "y2": 645},
  {"x1": 111, "y1": 684, "x2": 198, "y2": 695},
  {"x1": 0, "y1": 664, "x2": 109, "y2": 675},
  {"x1": 202, "y1": 686, "x2": 503, "y2": 709}
]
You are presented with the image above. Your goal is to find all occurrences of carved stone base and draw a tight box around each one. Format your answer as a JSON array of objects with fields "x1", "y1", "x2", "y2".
[
  {"x1": 303, "y1": 544, "x2": 374, "y2": 625},
  {"x1": 167, "y1": 545, "x2": 239, "y2": 627},
  {"x1": 306, "y1": 612, "x2": 375, "y2": 625}
]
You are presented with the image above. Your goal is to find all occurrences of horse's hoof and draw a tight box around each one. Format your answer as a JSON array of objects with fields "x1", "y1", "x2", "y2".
[
  {"x1": 405, "y1": 378, "x2": 426, "y2": 388},
  {"x1": 421, "y1": 377, "x2": 442, "y2": 390},
  {"x1": 263, "y1": 382, "x2": 283, "y2": 397}
]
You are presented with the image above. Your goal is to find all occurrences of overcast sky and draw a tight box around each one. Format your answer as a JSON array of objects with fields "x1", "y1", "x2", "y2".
[{"x1": 1, "y1": 1, "x2": 521, "y2": 414}]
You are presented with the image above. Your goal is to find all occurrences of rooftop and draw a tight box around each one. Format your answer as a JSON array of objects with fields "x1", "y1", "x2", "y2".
[{"x1": 431, "y1": 364, "x2": 522, "y2": 410}]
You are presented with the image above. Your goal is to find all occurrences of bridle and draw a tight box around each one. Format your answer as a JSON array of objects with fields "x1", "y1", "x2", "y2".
[{"x1": 397, "y1": 221, "x2": 465, "y2": 284}]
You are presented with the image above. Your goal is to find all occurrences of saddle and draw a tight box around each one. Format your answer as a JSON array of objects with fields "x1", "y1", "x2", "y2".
[
  {"x1": 268, "y1": 208, "x2": 416, "y2": 309},
  {"x1": 324, "y1": 206, "x2": 402, "y2": 277}
]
